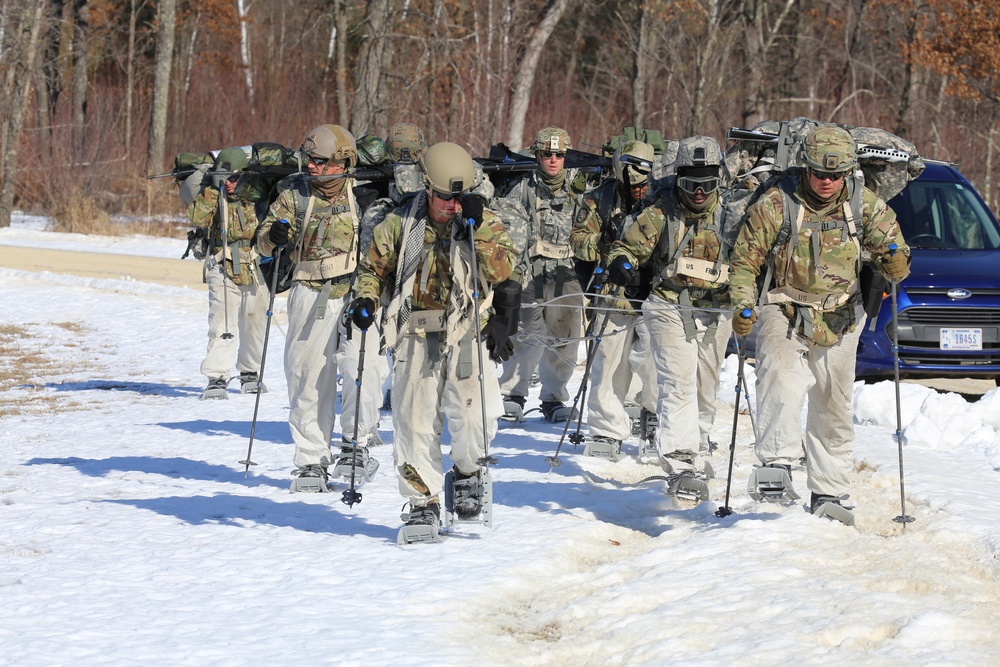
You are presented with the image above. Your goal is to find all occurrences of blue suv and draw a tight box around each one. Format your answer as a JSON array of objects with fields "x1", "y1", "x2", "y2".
[{"x1": 856, "y1": 162, "x2": 1000, "y2": 382}]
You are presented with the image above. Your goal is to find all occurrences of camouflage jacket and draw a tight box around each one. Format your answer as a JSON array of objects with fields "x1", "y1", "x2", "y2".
[
  {"x1": 257, "y1": 175, "x2": 360, "y2": 298},
  {"x1": 355, "y1": 199, "x2": 515, "y2": 311},
  {"x1": 729, "y1": 176, "x2": 908, "y2": 346},
  {"x1": 186, "y1": 186, "x2": 261, "y2": 286},
  {"x1": 607, "y1": 190, "x2": 732, "y2": 308},
  {"x1": 492, "y1": 169, "x2": 584, "y2": 287}
]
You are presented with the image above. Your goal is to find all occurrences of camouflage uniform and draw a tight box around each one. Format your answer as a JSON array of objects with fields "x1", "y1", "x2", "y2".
[
  {"x1": 607, "y1": 137, "x2": 735, "y2": 474},
  {"x1": 186, "y1": 181, "x2": 268, "y2": 389},
  {"x1": 495, "y1": 127, "x2": 586, "y2": 416},
  {"x1": 257, "y1": 168, "x2": 383, "y2": 469},
  {"x1": 729, "y1": 125, "x2": 910, "y2": 499},
  {"x1": 569, "y1": 140, "x2": 659, "y2": 444},
  {"x1": 354, "y1": 193, "x2": 516, "y2": 507}
]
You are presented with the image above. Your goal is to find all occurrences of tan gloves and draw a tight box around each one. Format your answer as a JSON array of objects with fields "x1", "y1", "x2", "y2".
[
  {"x1": 732, "y1": 308, "x2": 757, "y2": 337},
  {"x1": 881, "y1": 250, "x2": 909, "y2": 281}
]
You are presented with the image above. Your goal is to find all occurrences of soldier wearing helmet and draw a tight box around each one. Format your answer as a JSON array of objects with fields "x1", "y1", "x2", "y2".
[
  {"x1": 566, "y1": 139, "x2": 659, "y2": 457},
  {"x1": 256, "y1": 124, "x2": 387, "y2": 491},
  {"x1": 186, "y1": 146, "x2": 270, "y2": 400},
  {"x1": 728, "y1": 123, "x2": 910, "y2": 516},
  {"x1": 352, "y1": 142, "x2": 517, "y2": 538},
  {"x1": 493, "y1": 126, "x2": 587, "y2": 424},
  {"x1": 606, "y1": 136, "x2": 736, "y2": 488}
]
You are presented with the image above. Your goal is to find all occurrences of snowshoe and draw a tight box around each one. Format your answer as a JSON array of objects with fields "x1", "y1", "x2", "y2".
[
  {"x1": 584, "y1": 436, "x2": 623, "y2": 462},
  {"x1": 748, "y1": 463, "x2": 800, "y2": 502},
  {"x1": 443, "y1": 467, "x2": 493, "y2": 528},
  {"x1": 332, "y1": 444, "x2": 379, "y2": 483},
  {"x1": 397, "y1": 501, "x2": 442, "y2": 544},
  {"x1": 200, "y1": 376, "x2": 229, "y2": 400},
  {"x1": 501, "y1": 394, "x2": 526, "y2": 423},
  {"x1": 811, "y1": 493, "x2": 856, "y2": 527},
  {"x1": 667, "y1": 470, "x2": 710, "y2": 504},
  {"x1": 540, "y1": 401, "x2": 577, "y2": 424},
  {"x1": 624, "y1": 402, "x2": 643, "y2": 436},
  {"x1": 239, "y1": 372, "x2": 266, "y2": 395},
  {"x1": 289, "y1": 465, "x2": 331, "y2": 493}
]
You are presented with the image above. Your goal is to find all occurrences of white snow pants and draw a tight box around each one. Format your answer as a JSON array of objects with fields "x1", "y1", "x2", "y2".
[
  {"x1": 337, "y1": 318, "x2": 389, "y2": 444},
  {"x1": 753, "y1": 304, "x2": 864, "y2": 498},
  {"x1": 586, "y1": 310, "x2": 639, "y2": 441},
  {"x1": 642, "y1": 294, "x2": 732, "y2": 472},
  {"x1": 201, "y1": 261, "x2": 268, "y2": 380},
  {"x1": 284, "y1": 282, "x2": 347, "y2": 468},
  {"x1": 627, "y1": 315, "x2": 660, "y2": 412},
  {"x1": 391, "y1": 331, "x2": 503, "y2": 504},
  {"x1": 499, "y1": 280, "x2": 584, "y2": 403}
]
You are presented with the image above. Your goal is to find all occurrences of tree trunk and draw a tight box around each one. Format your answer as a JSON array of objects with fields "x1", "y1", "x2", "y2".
[
  {"x1": 0, "y1": 0, "x2": 45, "y2": 228},
  {"x1": 335, "y1": 0, "x2": 348, "y2": 123},
  {"x1": 631, "y1": 0, "x2": 651, "y2": 128},
  {"x1": 506, "y1": 0, "x2": 573, "y2": 151},
  {"x1": 350, "y1": 0, "x2": 392, "y2": 135},
  {"x1": 71, "y1": 0, "x2": 89, "y2": 156},
  {"x1": 237, "y1": 0, "x2": 254, "y2": 111},
  {"x1": 146, "y1": 0, "x2": 176, "y2": 174}
]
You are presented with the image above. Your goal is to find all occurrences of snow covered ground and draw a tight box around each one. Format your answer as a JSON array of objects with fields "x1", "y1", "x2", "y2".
[{"x1": 2, "y1": 216, "x2": 1000, "y2": 666}]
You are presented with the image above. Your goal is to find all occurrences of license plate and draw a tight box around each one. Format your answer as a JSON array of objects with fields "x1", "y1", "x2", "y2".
[{"x1": 940, "y1": 328, "x2": 982, "y2": 350}]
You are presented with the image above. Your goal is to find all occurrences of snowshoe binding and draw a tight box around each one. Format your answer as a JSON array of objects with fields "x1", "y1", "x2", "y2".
[
  {"x1": 639, "y1": 408, "x2": 658, "y2": 454},
  {"x1": 443, "y1": 467, "x2": 493, "y2": 528},
  {"x1": 200, "y1": 376, "x2": 229, "y2": 400},
  {"x1": 397, "y1": 501, "x2": 442, "y2": 545},
  {"x1": 332, "y1": 444, "x2": 380, "y2": 483},
  {"x1": 584, "y1": 436, "x2": 623, "y2": 462},
  {"x1": 811, "y1": 493, "x2": 856, "y2": 527},
  {"x1": 239, "y1": 372, "x2": 266, "y2": 395},
  {"x1": 289, "y1": 464, "x2": 331, "y2": 493},
  {"x1": 624, "y1": 402, "x2": 643, "y2": 436},
  {"x1": 540, "y1": 401, "x2": 577, "y2": 424},
  {"x1": 667, "y1": 470, "x2": 711, "y2": 504},
  {"x1": 501, "y1": 394, "x2": 526, "y2": 423},
  {"x1": 748, "y1": 463, "x2": 800, "y2": 502}
]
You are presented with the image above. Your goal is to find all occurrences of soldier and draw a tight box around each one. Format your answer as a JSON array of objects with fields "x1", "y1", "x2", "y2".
[
  {"x1": 351, "y1": 142, "x2": 517, "y2": 536},
  {"x1": 256, "y1": 124, "x2": 383, "y2": 491},
  {"x1": 569, "y1": 140, "x2": 659, "y2": 457},
  {"x1": 495, "y1": 127, "x2": 586, "y2": 423},
  {"x1": 607, "y1": 136, "x2": 735, "y2": 490},
  {"x1": 186, "y1": 146, "x2": 269, "y2": 400},
  {"x1": 728, "y1": 125, "x2": 910, "y2": 515}
]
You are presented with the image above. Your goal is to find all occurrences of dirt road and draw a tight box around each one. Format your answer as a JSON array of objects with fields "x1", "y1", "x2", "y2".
[{"x1": 0, "y1": 245, "x2": 206, "y2": 290}]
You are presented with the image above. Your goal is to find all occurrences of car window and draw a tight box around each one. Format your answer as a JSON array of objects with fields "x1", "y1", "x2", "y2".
[{"x1": 891, "y1": 181, "x2": 1000, "y2": 250}]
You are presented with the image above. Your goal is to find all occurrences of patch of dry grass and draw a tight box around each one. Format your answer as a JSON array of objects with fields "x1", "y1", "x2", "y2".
[{"x1": 0, "y1": 323, "x2": 98, "y2": 418}]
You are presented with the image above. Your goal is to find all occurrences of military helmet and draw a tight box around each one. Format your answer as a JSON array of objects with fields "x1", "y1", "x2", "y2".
[
  {"x1": 301, "y1": 124, "x2": 357, "y2": 167},
  {"x1": 356, "y1": 133, "x2": 388, "y2": 166},
  {"x1": 802, "y1": 125, "x2": 857, "y2": 173},
  {"x1": 532, "y1": 127, "x2": 572, "y2": 154},
  {"x1": 215, "y1": 146, "x2": 248, "y2": 173},
  {"x1": 386, "y1": 123, "x2": 427, "y2": 164},
  {"x1": 613, "y1": 140, "x2": 655, "y2": 187},
  {"x1": 674, "y1": 135, "x2": 723, "y2": 195},
  {"x1": 420, "y1": 142, "x2": 477, "y2": 196}
]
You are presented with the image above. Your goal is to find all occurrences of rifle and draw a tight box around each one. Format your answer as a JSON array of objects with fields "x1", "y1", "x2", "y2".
[
  {"x1": 475, "y1": 142, "x2": 611, "y2": 174},
  {"x1": 181, "y1": 227, "x2": 208, "y2": 260},
  {"x1": 727, "y1": 124, "x2": 917, "y2": 167}
]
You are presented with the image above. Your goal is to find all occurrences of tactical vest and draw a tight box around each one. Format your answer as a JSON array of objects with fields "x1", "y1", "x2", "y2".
[{"x1": 287, "y1": 175, "x2": 360, "y2": 283}]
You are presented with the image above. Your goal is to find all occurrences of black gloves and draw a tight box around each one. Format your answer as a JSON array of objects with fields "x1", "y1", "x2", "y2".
[
  {"x1": 349, "y1": 297, "x2": 376, "y2": 330},
  {"x1": 455, "y1": 193, "x2": 486, "y2": 241},
  {"x1": 481, "y1": 316, "x2": 514, "y2": 362},
  {"x1": 607, "y1": 256, "x2": 636, "y2": 286},
  {"x1": 268, "y1": 219, "x2": 291, "y2": 247}
]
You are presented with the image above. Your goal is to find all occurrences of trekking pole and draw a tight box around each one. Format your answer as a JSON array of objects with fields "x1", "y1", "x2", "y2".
[
  {"x1": 716, "y1": 309, "x2": 752, "y2": 518},
  {"x1": 464, "y1": 213, "x2": 498, "y2": 467},
  {"x1": 888, "y1": 243, "x2": 914, "y2": 527},
  {"x1": 239, "y1": 220, "x2": 289, "y2": 476},
  {"x1": 218, "y1": 195, "x2": 234, "y2": 341},
  {"x1": 341, "y1": 321, "x2": 368, "y2": 508},
  {"x1": 546, "y1": 274, "x2": 624, "y2": 469}
]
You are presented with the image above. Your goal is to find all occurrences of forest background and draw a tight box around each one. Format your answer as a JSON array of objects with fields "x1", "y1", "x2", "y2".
[{"x1": 0, "y1": 0, "x2": 998, "y2": 231}]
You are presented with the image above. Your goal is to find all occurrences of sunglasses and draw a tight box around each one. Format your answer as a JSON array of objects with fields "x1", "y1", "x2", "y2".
[
  {"x1": 432, "y1": 190, "x2": 460, "y2": 202},
  {"x1": 540, "y1": 151, "x2": 566, "y2": 159},
  {"x1": 677, "y1": 175, "x2": 720, "y2": 195},
  {"x1": 307, "y1": 155, "x2": 330, "y2": 167},
  {"x1": 811, "y1": 169, "x2": 846, "y2": 182}
]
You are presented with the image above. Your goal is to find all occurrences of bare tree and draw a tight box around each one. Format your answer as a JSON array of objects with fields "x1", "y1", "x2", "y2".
[
  {"x1": 146, "y1": 0, "x2": 176, "y2": 173},
  {"x1": 351, "y1": 0, "x2": 393, "y2": 134},
  {"x1": 505, "y1": 0, "x2": 573, "y2": 150},
  {"x1": 71, "y1": 0, "x2": 89, "y2": 155}
]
